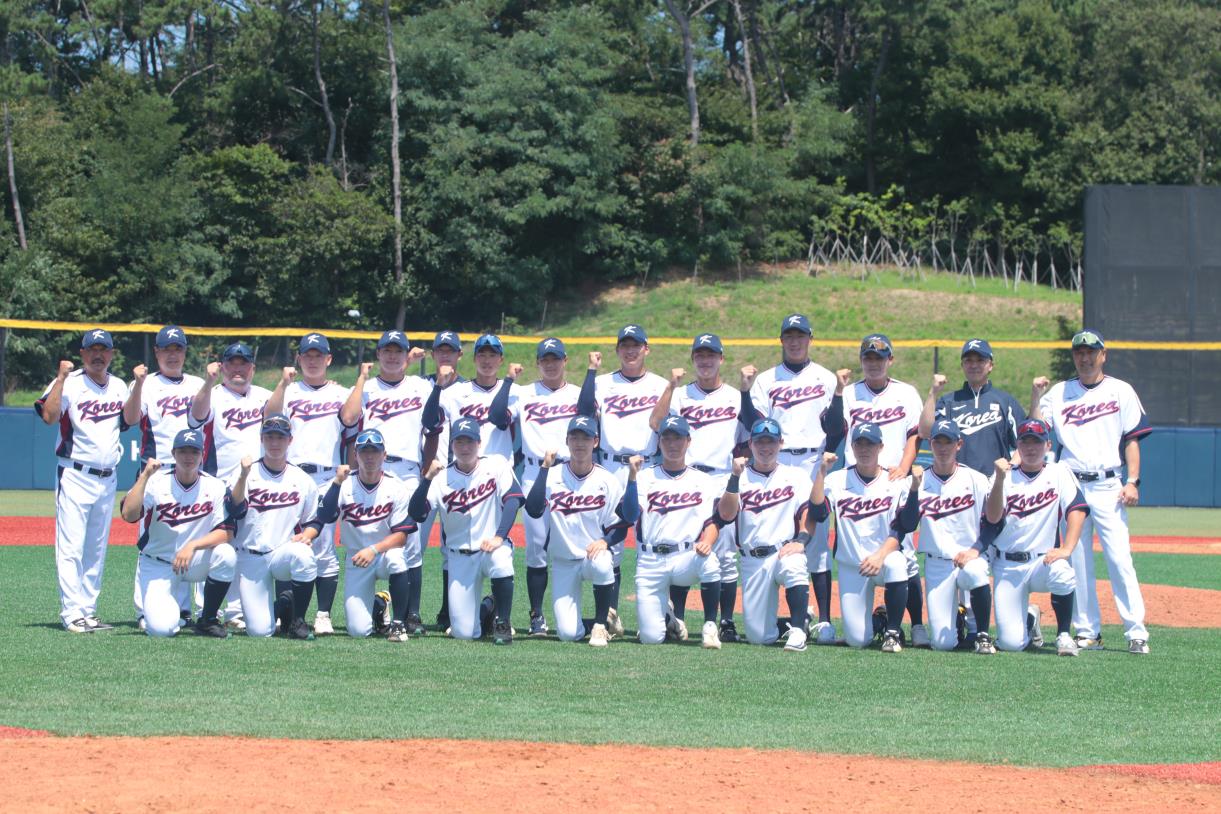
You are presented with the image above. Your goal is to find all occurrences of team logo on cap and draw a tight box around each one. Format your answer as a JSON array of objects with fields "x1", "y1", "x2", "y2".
[
  {"x1": 697, "y1": 334, "x2": 714, "y2": 344},
  {"x1": 181, "y1": 431, "x2": 198, "y2": 444},
  {"x1": 90, "y1": 330, "x2": 107, "y2": 341},
  {"x1": 662, "y1": 417, "x2": 684, "y2": 431},
  {"x1": 935, "y1": 420, "x2": 955, "y2": 433},
  {"x1": 965, "y1": 339, "x2": 984, "y2": 351},
  {"x1": 786, "y1": 316, "x2": 803, "y2": 326},
  {"x1": 572, "y1": 416, "x2": 592, "y2": 429},
  {"x1": 622, "y1": 326, "x2": 638, "y2": 336},
  {"x1": 542, "y1": 339, "x2": 559, "y2": 350},
  {"x1": 165, "y1": 328, "x2": 182, "y2": 340},
  {"x1": 387, "y1": 331, "x2": 402, "y2": 340}
]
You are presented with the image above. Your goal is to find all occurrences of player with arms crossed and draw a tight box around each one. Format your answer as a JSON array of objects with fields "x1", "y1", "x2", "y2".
[
  {"x1": 265, "y1": 332, "x2": 358, "y2": 635},
  {"x1": 1030, "y1": 330, "x2": 1151, "y2": 655},
  {"x1": 409, "y1": 417, "x2": 523, "y2": 644},
  {"x1": 120, "y1": 429, "x2": 237, "y2": 638},
  {"x1": 227, "y1": 413, "x2": 318, "y2": 640},
  {"x1": 524, "y1": 416, "x2": 640, "y2": 647},
  {"x1": 985, "y1": 419, "x2": 1088, "y2": 656},
  {"x1": 716, "y1": 419, "x2": 812, "y2": 652},
  {"x1": 810, "y1": 423, "x2": 915, "y2": 652},
  {"x1": 36, "y1": 329, "x2": 129, "y2": 633}
]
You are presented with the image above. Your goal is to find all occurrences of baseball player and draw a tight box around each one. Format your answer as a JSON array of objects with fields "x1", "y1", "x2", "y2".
[
  {"x1": 341, "y1": 330, "x2": 432, "y2": 635},
  {"x1": 524, "y1": 416, "x2": 639, "y2": 646},
  {"x1": 714, "y1": 419, "x2": 812, "y2": 651},
  {"x1": 810, "y1": 423, "x2": 914, "y2": 651},
  {"x1": 228, "y1": 413, "x2": 319, "y2": 640},
  {"x1": 438, "y1": 334, "x2": 520, "y2": 466},
  {"x1": 743, "y1": 313, "x2": 846, "y2": 645},
  {"x1": 1030, "y1": 330, "x2": 1152, "y2": 654},
  {"x1": 119, "y1": 428, "x2": 237, "y2": 638},
  {"x1": 308, "y1": 429, "x2": 418, "y2": 640},
  {"x1": 984, "y1": 419, "x2": 1088, "y2": 656},
  {"x1": 189, "y1": 341, "x2": 273, "y2": 630},
  {"x1": 840, "y1": 333, "x2": 927, "y2": 646},
  {"x1": 577, "y1": 324, "x2": 667, "y2": 635},
  {"x1": 515, "y1": 337, "x2": 582, "y2": 635},
  {"x1": 409, "y1": 417, "x2": 523, "y2": 644},
  {"x1": 36, "y1": 329, "x2": 129, "y2": 632},
  {"x1": 124, "y1": 325, "x2": 205, "y2": 630},
  {"x1": 649, "y1": 333, "x2": 751, "y2": 643},
  {"x1": 264, "y1": 332, "x2": 358, "y2": 635},
  {"x1": 903, "y1": 420, "x2": 996, "y2": 653},
  {"x1": 632, "y1": 415, "x2": 731, "y2": 649}
]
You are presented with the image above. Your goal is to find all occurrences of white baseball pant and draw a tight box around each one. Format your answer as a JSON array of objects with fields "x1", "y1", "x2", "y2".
[
  {"x1": 307, "y1": 469, "x2": 340, "y2": 579},
  {"x1": 520, "y1": 463, "x2": 549, "y2": 569},
  {"x1": 635, "y1": 547, "x2": 719, "y2": 644},
  {"x1": 54, "y1": 464, "x2": 117, "y2": 626},
  {"x1": 993, "y1": 556, "x2": 1075, "y2": 652},
  {"x1": 236, "y1": 545, "x2": 318, "y2": 637},
  {"x1": 778, "y1": 450, "x2": 832, "y2": 573},
  {"x1": 739, "y1": 548, "x2": 808, "y2": 645},
  {"x1": 838, "y1": 550, "x2": 909, "y2": 648},
  {"x1": 1067, "y1": 478, "x2": 1148, "y2": 641},
  {"x1": 447, "y1": 545, "x2": 515, "y2": 640},
  {"x1": 344, "y1": 547, "x2": 409, "y2": 637},
  {"x1": 551, "y1": 550, "x2": 615, "y2": 642},
  {"x1": 138, "y1": 545, "x2": 237, "y2": 637},
  {"x1": 923, "y1": 554, "x2": 990, "y2": 651}
]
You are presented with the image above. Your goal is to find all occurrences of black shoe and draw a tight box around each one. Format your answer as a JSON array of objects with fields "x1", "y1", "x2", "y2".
[
  {"x1": 528, "y1": 612, "x2": 548, "y2": 637},
  {"x1": 719, "y1": 619, "x2": 739, "y2": 644},
  {"x1": 493, "y1": 619, "x2": 513, "y2": 646},
  {"x1": 193, "y1": 617, "x2": 229, "y2": 638},
  {"x1": 435, "y1": 611, "x2": 450, "y2": 633},
  {"x1": 372, "y1": 590, "x2": 391, "y2": 635},
  {"x1": 955, "y1": 603, "x2": 968, "y2": 648},
  {"x1": 180, "y1": 609, "x2": 194, "y2": 628},
  {"x1": 276, "y1": 590, "x2": 295, "y2": 636},
  {"x1": 479, "y1": 595, "x2": 495, "y2": 637},
  {"x1": 405, "y1": 613, "x2": 427, "y2": 637},
  {"x1": 286, "y1": 619, "x2": 314, "y2": 640},
  {"x1": 871, "y1": 605, "x2": 888, "y2": 644}
]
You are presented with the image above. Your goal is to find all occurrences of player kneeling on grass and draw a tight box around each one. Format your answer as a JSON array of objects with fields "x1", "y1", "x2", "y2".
[
  {"x1": 902, "y1": 420, "x2": 997, "y2": 653},
  {"x1": 524, "y1": 416, "x2": 640, "y2": 647},
  {"x1": 308, "y1": 430, "x2": 419, "y2": 641},
  {"x1": 716, "y1": 419, "x2": 813, "y2": 652},
  {"x1": 810, "y1": 423, "x2": 916, "y2": 653},
  {"x1": 228, "y1": 414, "x2": 319, "y2": 640},
  {"x1": 409, "y1": 417, "x2": 523, "y2": 644},
  {"x1": 985, "y1": 419, "x2": 1088, "y2": 656},
  {"x1": 121, "y1": 429, "x2": 238, "y2": 638}
]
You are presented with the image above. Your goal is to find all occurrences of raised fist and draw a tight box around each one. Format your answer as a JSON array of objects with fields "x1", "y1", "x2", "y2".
[
  {"x1": 627, "y1": 454, "x2": 645, "y2": 475},
  {"x1": 669, "y1": 368, "x2": 685, "y2": 388},
  {"x1": 542, "y1": 450, "x2": 558, "y2": 469},
  {"x1": 334, "y1": 464, "x2": 351, "y2": 484},
  {"x1": 206, "y1": 361, "x2": 221, "y2": 381},
  {"x1": 1031, "y1": 376, "x2": 1050, "y2": 397},
  {"x1": 732, "y1": 456, "x2": 748, "y2": 476},
  {"x1": 993, "y1": 458, "x2": 1012, "y2": 474},
  {"x1": 407, "y1": 347, "x2": 427, "y2": 365},
  {"x1": 132, "y1": 364, "x2": 148, "y2": 382},
  {"x1": 909, "y1": 465, "x2": 924, "y2": 490},
  {"x1": 359, "y1": 362, "x2": 373, "y2": 379},
  {"x1": 57, "y1": 360, "x2": 75, "y2": 378},
  {"x1": 739, "y1": 364, "x2": 758, "y2": 390},
  {"x1": 588, "y1": 351, "x2": 602, "y2": 370},
  {"x1": 425, "y1": 460, "x2": 445, "y2": 480},
  {"x1": 239, "y1": 456, "x2": 253, "y2": 477},
  {"x1": 281, "y1": 367, "x2": 297, "y2": 385},
  {"x1": 930, "y1": 373, "x2": 947, "y2": 395},
  {"x1": 436, "y1": 364, "x2": 457, "y2": 387},
  {"x1": 142, "y1": 459, "x2": 162, "y2": 477},
  {"x1": 835, "y1": 368, "x2": 853, "y2": 392},
  {"x1": 507, "y1": 363, "x2": 524, "y2": 379},
  {"x1": 820, "y1": 452, "x2": 838, "y2": 474}
]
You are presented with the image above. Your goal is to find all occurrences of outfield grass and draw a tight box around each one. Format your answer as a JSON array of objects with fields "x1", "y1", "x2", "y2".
[{"x1": 2, "y1": 544, "x2": 1217, "y2": 766}]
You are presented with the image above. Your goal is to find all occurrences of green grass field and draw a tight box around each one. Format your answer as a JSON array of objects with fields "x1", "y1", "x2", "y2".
[{"x1": 1, "y1": 543, "x2": 1217, "y2": 766}]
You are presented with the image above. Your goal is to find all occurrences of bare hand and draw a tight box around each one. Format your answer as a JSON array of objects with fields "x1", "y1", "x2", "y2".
[
  {"x1": 132, "y1": 364, "x2": 148, "y2": 382},
  {"x1": 542, "y1": 450, "x2": 558, "y2": 469},
  {"x1": 669, "y1": 368, "x2": 685, "y2": 388},
  {"x1": 835, "y1": 368, "x2": 853, "y2": 393},
  {"x1": 172, "y1": 543, "x2": 195, "y2": 575},
  {"x1": 739, "y1": 364, "x2": 758, "y2": 390},
  {"x1": 290, "y1": 531, "x2": 312, "y2": 545},
  {"x1": 141, "y1": 459, "x2": 162, "y2": 477},
  {"x1": 507, "y1": 363, "x2": 524, "y2": 379},
  {"x1": 952, "y1": 548, "x2": 979, "y2": 568},
  {"x1": 993, "y1": 458, "x2": 1012, "y2": 474},
  {"x1": 436, "y1": 364, "x2": 457, "y2": 387},
  {"x1": 57, "y1": 360, "x2": 75, "y2": 378},
  {"x1": 351, "y1": 546, "x2": 375, "y2": 568},
  {"x1": 1043, "y1": 548, "x2": 1069, "y2": 566},
  {"x1": 1120, "y1": 482, "x2": 1139, "y2": 507},
  {"x1": 627, "y1": 455, "x2": 644, "y2": 475},
  {"x1": 586, "y1": 539, "x2": 608, "y2": 559},
  {"x1": 425, "y1": 460, "x2": 445, "y2": 480},
  {"x1": 588, "y1": 351, "x2": 602, "y2": 370},
  {"x1": 820, "y1": 452, "x2": 838, "y2": 474},
  {"x1": 239, "y1": 456, "x2": 253, "y2": 477},
  {"x1": 887, "y1": 465, "x2": 909, "y2": 482},
  {"x1": 334, "y1": 464, "x2": 351, "y2": 484},
  {"x1": 205, "y1": 361, "x2": 221, "y2": 382},
  {"x1": 930, "y1": 373, "x2": 947, "y2": 396},
  {"x1": 407, "y1": 347, "x2": 426, "y2": 365},
  {"x1": 480, "y1": 535, "x2": 503, "y2": 553},
  {"x1": 1031, "y1": 376, "x2": 1050, "y2": 398},
  {"x1": 909, "y1": 465, "x2": 924, "y2": 490},
  {"x1": 359, "y1": 362, "x2": 373, "y2": 379},
  {"x1": 281, "y1": 367, "x2": 297, "y2": 385},
  {"x1": 694, "y1": 536, "x2": 714, "y2": 557},
  {"x1": 779, "y1": 541, "x2": 805, "y2": 558},
  {"x1": 859, "y1": 551, "x2": 885, "y2": 577},
  {"x1": 731, "y1": 456, "x2": 748, "y2": 476}
]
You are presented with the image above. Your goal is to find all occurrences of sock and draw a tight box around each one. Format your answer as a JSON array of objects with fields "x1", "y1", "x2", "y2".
[
  {"x1": 1051, "y1": 592, "x2": 1074, "y2": 635},
  {"x1": 593, "y1": 583, "x2": 613, "y2": 627},
  {"x1": 611, "y1": 565, "x2": 622, "y2": 611},
  {"x1": 969, "y1": 585, "x2": 991, "y2": 635},
  {"x1": 290, "y1": 579, "x2": 315, "y2": 624},
  {"x1": 491, "y1": 576, "x2": 514, "y2": 625},
  {"x1": 275, "y1": 589, "x2": 294, "y2": 630},
  {"x1": 406, "y1": 565, "x2": 422, "y2": 618},
  {"x1": 785, "y1": 584, "x2": 809, "y2": 631},
  {"x1": 315, "y1": 574, "x2": 338, "y2": 613},
  {"x1": 719, "y1": 580, "x2": 737, "y2": 624},
  {"x1": 200, "y1": 577, "x2": 229, "y2": 623},
  {"x1": 810, "y1": 571, "x2": 832, "y2": 623},
  {"x1": 700, "y1": 581, "x2": 720, "y2": 624},
  {"x1": 388, "y1": 571, "x2": 410, "y2": 623},
  {"x1": 669, "y1": 585, "x2": 690, "y2": 621},
  {"x1": 438, "y1": 568, "x2": 449, "y2": 618},
  {"x1": 905, "y1": 574, "x2": 924, "y2": 625},
  {"x1": 527, "y1": 566, "x2": 548, "y2": 616},
  {"x1": 884, "y1": 579, "x2": 909, "y2": 631}
]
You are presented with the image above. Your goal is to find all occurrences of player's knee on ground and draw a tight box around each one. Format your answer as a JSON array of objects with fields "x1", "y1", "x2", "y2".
[
  {"x1": 842, "y1": 610, "x2": 873, "y2": 648},
  {"x1": 955, "y1": 558, "x2": 990, "y2": 591},
  {"x1": 637, "y1": 618, "x2": 666, "y2": 645},
  {"x1": 144, "y1": 590, "x2": 182, "y2": 638},
  {"x1": 345, "y1": 597, "x2": 373, "y2": 637},
  {"x1": 556, "y1": 618, "x2": 586, "y2": 642},
  {"x1": 996, "y1": 620, "x2": 1027, "y2": 652},
  {"x1": 208, "y1": 543, "x2": 237, "y2": 582}
]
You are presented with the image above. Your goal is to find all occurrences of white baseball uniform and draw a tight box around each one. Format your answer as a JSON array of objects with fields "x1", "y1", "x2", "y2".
[
  {"x1": 357, "y1": 375, "x2": 436, "y2": 482},
  {"x1": 193, "y1": 383, "x2": 272, "y2": 481},
  {"x1": 440, "y1": 379, "x2": 518, "y2": 464},
  {"x1": 133, "y1": 372, "x2": 205, "y2": 464},
  {"x1": 514, "y1": 381, "x2": 581, "y2": 569}
]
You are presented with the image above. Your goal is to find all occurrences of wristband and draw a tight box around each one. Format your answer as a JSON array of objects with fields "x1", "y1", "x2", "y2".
[{"x1": 725, "y1": 474, "x2": 740, "y2": 493}]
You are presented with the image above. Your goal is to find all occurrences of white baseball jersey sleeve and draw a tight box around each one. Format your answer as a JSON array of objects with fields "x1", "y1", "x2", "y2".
[
  {"x1": 749, "y1": 362, "x2": 837, "y2": 450},
  {"x1": 538, "y1": 463, "x2": 625, "y2": 560},
  {"x1": 231, "y1": 461, "x2": 318, "y2": 553},
  {"x1": 913, "y1": 465, "x2": 992, "y2": 559},
  {"x1": 284, "y1": 381, "x2": 353, "y2": 467},
  {"x1": 841, "y1": 378, "x2": 922, "y2": 468},
  {"x1": 37, "y1": 370, "x2": 128, "y2": 469},
  {"x1": 514, "y1": 381, "x2": 581, "y2": 459},
  {"x1": 132, "y1": 372, "x2": 205, "y2": 464},
  {"x1": 359, "y1": 376, "x2": 434, "y2": 464},
  {"x1": 669, "y1": 383, "x2": 747, "y2": 472},
  {"x1": 194, "y1": 383, "x2": 272, "y2": 481},
  {"x1": 991, "y1": 462, "x2": 1088, "y2": 554},
  {"x1": 426, "y1": 457, "x2": 523, "y2": 549},
  {"x1": 735, "y1": 464, "x2": 813, "y2": 549},
  {"x1": 440, "y1": 379, "x2": 518, "y2": 463},
  {"x1": 137, "y1": 471, "x2": 235, "y2": 562},
  {"x1": 635, "y1": 465, "x2": 722, "y2": 545},
  {"x1": 1039, "y1": 376, "x2": 1151, "y2": 472},
  {"x1": 594, "y1": 371, "x2": 667, "y2": 456},
  {"x1": 821, "y1": 467, "x2": 908, "y2": 566}
]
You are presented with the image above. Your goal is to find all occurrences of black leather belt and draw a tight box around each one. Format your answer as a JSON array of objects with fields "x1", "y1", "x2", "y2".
[
  {"x1": 602, "y1": 451, "x2": 639, "y2": 464},
  {"x1": 1000, "y1": 550, "x2": 1048, "y2": 563},
  {"x1": 451, "y1": 548, "x2": 479, "y2": 556},
  {"x1": 68, "y1": 461, "x2": 114, "y2": 478},
  {"x1": 299, "y1": 463, "x2": 336, "y2": 475},
  {"x1": 139, "y1": 552, "x2": 174, "y2": 566},
  {"x1": 746, "y1": 545, "x2": 778, "y2": 558},
  {"x1": 784, "y1": 447, "x2": 815, "y2": 455},
  {"x1": 641, "y1": 542, "x2": 692, "y2": 554},
  {"x1": 385, "y1": 455, "x2": 404, "y2": 463},
  {"x1": 243, "y1": 548, "x2": 271, "y2": 557},
  {"x1": 1073, "y1": 469, "x2": 1117, "y2": 482},
  {"x1": 525, "y1": 456, "x2": 567, "y2": 467},
  {"x1": 690, "y1": 464, "x2": 714, "y2": 473}
]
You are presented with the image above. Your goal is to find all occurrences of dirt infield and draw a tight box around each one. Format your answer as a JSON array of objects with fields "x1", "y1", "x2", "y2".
[{"x1": 0, "y1": 735, "x2": 1218, "y2": 813}]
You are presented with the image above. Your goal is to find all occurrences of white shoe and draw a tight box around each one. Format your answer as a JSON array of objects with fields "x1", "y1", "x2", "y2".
[
  {"x1": 1056, "y1": 632, "x2": 1079, "y2": 657},
  {"x1": 1129, "y1": 638, "x2": 1150, "y2": 655},
  {"x1": 225, "y1": 614, "x2": 247, "y2": 632},
  {"x1": 1026, "y1": 605, "x2": 1044, "y2": 649},
  {"x1": 665, "y1": 600, "x2": 688, "y2": 642},
  {"x1": 811, "y1": 621, "x2": 836, "y2": 645},
  {"x1": 589, "y1": 623, "x2": 610, "y2": 647},
  {"x1": 783, "y1": 626, "x2": 808, "y2": 652},
  {"x1": 701, "y1": 621, "x2": 721, "y2": 650},
  {"x1": 313, "y1": 611, "x2": 334, "y2": 636},
  {"x1": 606, "y1": 607, "x2": 625, "y2": 638},
  {"x1": 881, "y1": 629, "x2": 903, "y2": 653},
  {"x1": 974, "y1": 632, "x2": 997, "y2": 655},
  {"x1": 910, "y1": 623, "x2": 930, "y2": 648},
  {"x1": 64, "y1": 618, "x2": 92, "y2": 634}
]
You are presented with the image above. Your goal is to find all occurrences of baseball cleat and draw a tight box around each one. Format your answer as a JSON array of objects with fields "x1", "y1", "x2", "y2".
[
  {"x1": 313, "y1": 611, "x2": 334, "y2": 636},
  {"x1": 1075, "y1": 635, "x2": 1104, "y2": 651},
  {"x1": 881, "y1": 630, "x2": 903, "y2": 653},
  {"x1": 1128, "y1": 638, "x2": 1150, "y2": 655},
  {"x1": 1026, "y1": 605, "x2": 1044, "y2": 649},
  {"x1": 811, "y1": 621, "x2": 836, "y2": 645},
  {"x1": 286, "y1": 619, "x2": 314, "y2": 640},
  {"x1": 719, "y1": 619, "x2": 740, "y2": 643},
  {"x1": 435, "y1": 611, "x2": 450, "y2": 633},
  {"x1": 493, "y1": 619, "x2": 513, "y2": 646},
  {"x1": 179, "y1": 609, "x2": 194, "y2": 628},
  {"x1": 1056, "y1": 632, "x2": 1079, "y2": 657},
  {"x1": 137, "y1": 616, "x2": 147, "y2": 632},
  {"x1": 85, "y1": 616, "x2": 114, "y2": 631},
  {"x1": 64, "y1": 618, "x2": 93, "y2": 634},
  {"x1": 606, "y1": 607, "x2": 625, "y2": 638},
  {"x1": 193, "y1": 618, "x2": 230, "y2": 639},
  {"x1": 783, "y1": 626, "x2": 808, "y2": 653},
  {"x1": 386, "y1": 620, "x2": 409, "y2": 643},
  {"x1": 910, "y1": 623, "x2": 931, "y2": 648},
  {"x1": 701, "y1": 620, "x2": 721, "y2": 650},
  {"x1": 589, "y1": 623, "x2": 610, "y2": 647},
  {"x1": 372, "y1": 591, "x2": 391, "y2": 635},
  {"x1": 224, "y1": 614, "x2": 246, "y2": 632},
  {"x1": 528, "y1": 612, "x2": 548, "y2": 637},
  {"x1": 973, "y1": 632, "x2": 997, "y2": 655},
  {"x1": 955, "y1": 604, "x2": 968, "y2": 645},
  {"x1": 405, "y1": 613, "x2": 427, "y2": 637}
]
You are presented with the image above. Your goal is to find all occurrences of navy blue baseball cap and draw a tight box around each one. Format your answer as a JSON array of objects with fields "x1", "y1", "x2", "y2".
[
  {"x1": 780, "y1": 314, "x2": 812, "y2": 336},
  {"x1": 222, "y1": 342, "x2": 254, "y2": 362},
  {"x1": 433, "y1": 330, "x2": 461, "y2": 351},
  {"x1": 691, "y1": 333, "x2": 724, "y2": 354},
  {"x1": 172, "y1": 428, "x2": 205, "y2": 450},
  {"x1": 860, "y1": 334, "x2": 893, "y2": 358},
  {"x1": 451, "y1": 416, "x2": 482, "y2": 441},
  {"x1": 1071, "y1": 329, "x2": 1105, "y2": 350},
  {"x1": 960, "y1": 338, "x2": 994, "y2": 360},
  {"x1": 377, "y1": 330, "x2": 410, "y2": 350},
  {"x1": 930, "y1": 419, "x2": 961, "y2": 442},
  {"x1": 261, "y1": 412, "x2": 293, "y2": 437},
  {"x1": 750, "y1": 418, "x2": 783, "y2": 439},
  {"x1": 536, "y1": 337, "x2": 566, "y2": 359},
  {"x1": 299, "y1": 332, "x2": 331, "y2": 354},
  {"x1": 617, "y1": 324, "x2": 648, "y2": 344},
  {"x1": 354, "y1": 429, "x2": 386, "y2": 450},
  {"x1": 155, "y1": 325, "x2": 188, "y2": 348},
  {"x1": 1017, "y1": 418, "x2": 1051, "y2": 441},
  {"x1": 567, "y1": 415, "x2": 598, "y2": 437},
  {"x1": 81, "y1": 328, "x2": 113, "y2": 349},
  {"x1": 658, "y1": 415, "x2": 691, "y2": 437},
  {"x1": 851, "y1": 422, "x2": 884, "y2": 445},
  {"x1": 473, "y1": 334, "x2": 504, "y2": 354}
]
